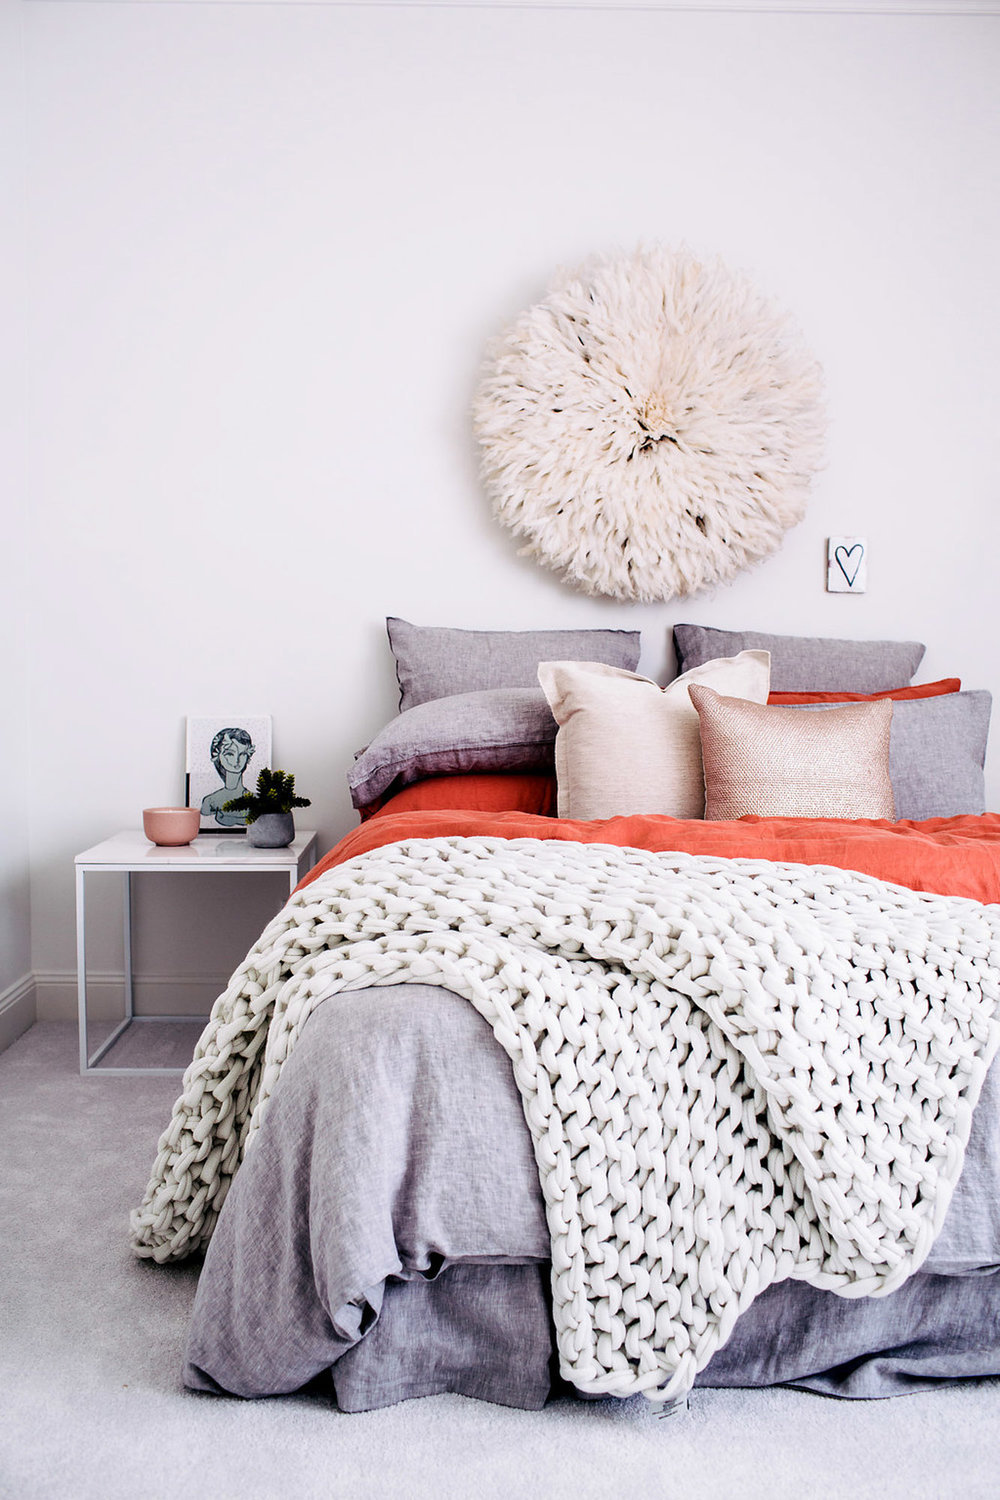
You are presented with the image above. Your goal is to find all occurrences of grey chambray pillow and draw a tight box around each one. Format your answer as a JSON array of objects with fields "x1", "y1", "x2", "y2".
[
  {"x1": 673, "y1": 624, "x2": 925, "y2": 693},
  {"x1": 387, "y1": 618, "x2": 642, "y2": 712},
  {"x1": 349, "y1": 688, "x2": 557, "y2": 809},
  {"x1": 796, "y1": 691, "x2": 991, "y2": 820}
]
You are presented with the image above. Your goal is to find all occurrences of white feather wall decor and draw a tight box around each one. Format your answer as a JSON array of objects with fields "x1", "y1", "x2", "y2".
[{"x1": 473, "y1": 246, "x2": 826, "y2": 603}]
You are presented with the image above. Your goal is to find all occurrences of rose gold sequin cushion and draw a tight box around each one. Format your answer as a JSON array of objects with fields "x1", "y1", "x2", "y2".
[{"x1": 688, "y1": 685, "x2": 896, "y2": 821}]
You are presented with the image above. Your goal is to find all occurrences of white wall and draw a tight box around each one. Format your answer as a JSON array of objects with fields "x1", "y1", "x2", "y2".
[
  {"x1": 18, "y1": 1, "x2": 1000, "y2": 1011},
  {"x1": 0, "y1": 0, "x2": 33, "y2": 1043}
]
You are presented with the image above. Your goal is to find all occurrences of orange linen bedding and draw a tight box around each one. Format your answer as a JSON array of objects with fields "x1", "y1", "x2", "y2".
[
  {"x1": 358, "y1": 772, "x2": 558, "y2": 820},
  {"x1": 298, "y1": 809, "x2": 1000, "y2": 906}
]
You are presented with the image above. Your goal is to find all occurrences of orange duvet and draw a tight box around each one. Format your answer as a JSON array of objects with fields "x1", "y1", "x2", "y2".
[{"x1": 299, "y1": 809, "x2": 1000, "y2": 907}]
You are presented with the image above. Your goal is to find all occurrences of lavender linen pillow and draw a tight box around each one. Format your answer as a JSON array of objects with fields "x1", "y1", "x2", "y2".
[
  {"x1": 690, "y1": 686, "x2": 895, "y2": 821},
  {"x1": 674, "y1": 625, "x2": 925, "y2": 693},
  {"x1": 387, "y1": 618, "x2": 642, "y2": 712},
  {"x1": 795, "y1": 691, "x2": 992, "y2": 821},
  {"x1": 349, "y1": 688, "x2": 556, "y2": 809}
]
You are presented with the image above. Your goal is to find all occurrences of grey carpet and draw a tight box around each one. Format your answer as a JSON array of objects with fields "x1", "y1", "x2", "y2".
[{"x1": 1, "y1": 1023, "x2": 998, "y2": 1500}]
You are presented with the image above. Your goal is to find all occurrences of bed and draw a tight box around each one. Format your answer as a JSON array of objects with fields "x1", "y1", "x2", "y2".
[{"x1": 130, "y1": 620, "x2": 1000, "y2": 1411}]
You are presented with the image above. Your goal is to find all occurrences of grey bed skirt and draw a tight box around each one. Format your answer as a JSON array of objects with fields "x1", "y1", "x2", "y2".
[{"x1": 184, "y1": 986, "x2": 1000, "y2": 1411}]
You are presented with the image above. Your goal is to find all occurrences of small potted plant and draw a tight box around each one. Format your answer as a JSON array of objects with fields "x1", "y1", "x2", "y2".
[{"x1": 223, "y1": 768, "x2": 311, "y2": 848}]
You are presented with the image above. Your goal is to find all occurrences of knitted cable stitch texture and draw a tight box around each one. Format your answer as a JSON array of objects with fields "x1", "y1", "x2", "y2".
[{"x1": 129, "y1": 836, "x2": 1000, "y2": 1402}]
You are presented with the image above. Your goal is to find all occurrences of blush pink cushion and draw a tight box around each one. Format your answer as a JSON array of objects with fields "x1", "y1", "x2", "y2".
[{"x1": 688, "y1": 686, "x2": 896, "y2": 821}]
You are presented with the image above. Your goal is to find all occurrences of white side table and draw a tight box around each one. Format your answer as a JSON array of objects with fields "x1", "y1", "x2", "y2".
[{"x1": 75, "y1": 829, "x2": 318, "y2": 1075}]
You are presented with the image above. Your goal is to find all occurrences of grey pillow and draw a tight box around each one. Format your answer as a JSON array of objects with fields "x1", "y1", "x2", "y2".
[
  {"x1": 350, "y1": 688, "x2": 557, "y2": 809},
  {"x1": 387, "y1": 618, "x2": 642, "y2": 712},
  {"x1": 673, "y1": 624, "x2": 925, "y2": 693},
  {"x1": 797, "y1": 691, "x2": 991, "y2": 820},
  {"x1": 884, "y1": 691, "x2": 990, "y2": 819}
]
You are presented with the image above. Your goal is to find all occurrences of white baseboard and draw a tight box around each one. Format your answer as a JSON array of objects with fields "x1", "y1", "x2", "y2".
[
  {"x1": 0, "y1": 974, "x2": 37, "y2": 1054},
  {"x1": 34, "y1": 971, "x2": 228, "y2": 1023}
]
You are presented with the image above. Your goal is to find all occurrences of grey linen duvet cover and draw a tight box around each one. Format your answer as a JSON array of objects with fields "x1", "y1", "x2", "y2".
[{"x1": 184, "y1": 985, "x2": 1000, "y2": 1411}]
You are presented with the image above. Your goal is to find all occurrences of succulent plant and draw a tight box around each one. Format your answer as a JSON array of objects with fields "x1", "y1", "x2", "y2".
[{"x1": 223, "y1": 768, "x2": 311, "y2": 825}]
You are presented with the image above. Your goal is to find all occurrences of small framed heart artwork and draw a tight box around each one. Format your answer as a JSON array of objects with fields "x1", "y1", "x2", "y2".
[{"x1": 827, "y1": 536, "x2": 867, "y2": 594}]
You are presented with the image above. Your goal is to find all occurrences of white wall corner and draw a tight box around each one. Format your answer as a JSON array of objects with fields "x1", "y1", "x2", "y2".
[{"x1": 0, "y1": 974, "x2": 37, "y2": 1056}]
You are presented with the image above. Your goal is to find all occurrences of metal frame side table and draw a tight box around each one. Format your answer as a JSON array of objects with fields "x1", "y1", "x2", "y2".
[{"x1": 75, "y1": 829, "x2": 318, "y2": 1075}]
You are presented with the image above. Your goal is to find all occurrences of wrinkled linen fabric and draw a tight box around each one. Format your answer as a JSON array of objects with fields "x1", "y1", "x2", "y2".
[
  {"x1": 348, "y1": 687, "x2": 557, "y2": 808},
  {"x1": 133, "y1": 836, "x2": 1000, "y2": 1403},
  {"x1": 185, "y1": 987, "x2": 554, "y2": 1408},
  {"x1": 672, "y1": 624, "x2": 925, "y2": 693},
  {"x1": 184, "y1": 990, "x2": 1000, "y2": 1408},
  {"x1": 386, "y1": 616, "x2": 640, "y2": 712},
  {"x1": 297, "y1": 809, "x2": 1000, "y2": 909}
]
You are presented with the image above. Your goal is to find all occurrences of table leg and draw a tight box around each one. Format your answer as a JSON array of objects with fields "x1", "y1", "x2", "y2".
[
  {"x1": 123, "y1": 871, "x2": 134, "y2": 1021},
  {"x1": 78, "y1": 868, "x2": 136, "y2": 1072},
  {"x1": 76, "y1": 864, "x2": 88, "y2": 1074}
]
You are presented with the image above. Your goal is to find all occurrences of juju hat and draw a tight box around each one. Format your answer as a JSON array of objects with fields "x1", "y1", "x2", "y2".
[{"x1": 473, "y1": 246, "x2": 826, "y2": 603}]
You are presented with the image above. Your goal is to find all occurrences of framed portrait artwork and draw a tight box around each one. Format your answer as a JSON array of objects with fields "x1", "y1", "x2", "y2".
[{"x1": 186, "y1": 715, "x2": 273, "y2": 832}]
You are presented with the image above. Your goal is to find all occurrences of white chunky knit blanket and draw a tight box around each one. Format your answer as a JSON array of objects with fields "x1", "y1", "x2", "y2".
[{"x1": 130, "y1": 837, "x2": 1000, "y2": 1402}]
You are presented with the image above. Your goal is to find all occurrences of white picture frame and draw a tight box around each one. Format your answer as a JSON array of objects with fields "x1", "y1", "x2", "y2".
[
  {"x1": 827, "y1": 536, "x2": 868, "y2": 594},
  {"x1": 186, "y1": 715, "x2": 273, "y2": 832}
]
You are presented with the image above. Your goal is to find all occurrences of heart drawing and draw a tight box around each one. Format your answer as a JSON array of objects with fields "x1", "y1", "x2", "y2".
[{"x1": 834, "y1": 543, "x2": 865, "y2": 588}]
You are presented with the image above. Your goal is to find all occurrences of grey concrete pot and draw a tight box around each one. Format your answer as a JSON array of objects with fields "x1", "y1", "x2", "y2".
[{"x1": 246, "y1": 812, "x2": 295, "y2": 848}]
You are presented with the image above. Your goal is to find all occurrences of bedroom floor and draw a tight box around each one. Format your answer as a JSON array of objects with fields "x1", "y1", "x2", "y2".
[{"x1": 2, "y1": 1024, "x2": 998, "y2": 1500}]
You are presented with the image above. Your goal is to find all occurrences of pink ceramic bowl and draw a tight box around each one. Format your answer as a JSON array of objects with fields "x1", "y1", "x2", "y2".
[{"x1": 143, "y1": 807, "x2": 201, "y2": 846}]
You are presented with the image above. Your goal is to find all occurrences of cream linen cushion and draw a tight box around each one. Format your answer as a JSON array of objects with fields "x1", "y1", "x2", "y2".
[
  {"x1": 688, "y1": 685, "x2": 896, "y2": 821},
  {"x1": 537, "y1": 652, "x2": 770, "y2": 820}
]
